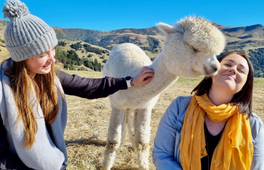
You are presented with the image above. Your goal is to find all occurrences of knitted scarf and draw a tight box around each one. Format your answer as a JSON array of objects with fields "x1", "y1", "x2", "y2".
[
  {"x1": 0, "y1": 61, "x2": 68, "y2": 170},
  {"x1": 180, "y1": 94, "x2": 253, "y2": 170}
]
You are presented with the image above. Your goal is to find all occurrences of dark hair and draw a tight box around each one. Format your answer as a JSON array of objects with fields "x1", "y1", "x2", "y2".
[{"x1": 192, "y1": 51, "x2": 254, "y2": 115}]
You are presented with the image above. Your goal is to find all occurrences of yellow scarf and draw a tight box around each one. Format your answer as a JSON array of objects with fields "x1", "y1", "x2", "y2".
[{"x1": 180, "y1": 94, "x2": 253, "y2": 170}]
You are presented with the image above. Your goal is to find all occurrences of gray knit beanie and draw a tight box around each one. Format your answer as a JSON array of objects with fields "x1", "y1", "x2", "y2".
[{"x1": 2, "y1": 0, "x2": 58, "y2": 62}]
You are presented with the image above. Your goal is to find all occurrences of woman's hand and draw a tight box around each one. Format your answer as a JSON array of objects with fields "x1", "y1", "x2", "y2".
[{"x1": 132, "y1": 66, "x2": 154, "y2": 86}]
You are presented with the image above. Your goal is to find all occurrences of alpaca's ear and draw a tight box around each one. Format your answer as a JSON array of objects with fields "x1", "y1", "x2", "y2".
[{"x1": 157, "y1": 22, "x2": 182, "y2": 35}]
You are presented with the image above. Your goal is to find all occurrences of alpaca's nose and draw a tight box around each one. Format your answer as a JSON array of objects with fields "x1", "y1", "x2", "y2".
[{"x1": 211, "y1": 65, "x2": 219, "y2": 72}]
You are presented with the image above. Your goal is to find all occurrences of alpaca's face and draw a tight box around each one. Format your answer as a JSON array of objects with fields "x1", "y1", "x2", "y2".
[
  {"x1": 157, "y1": 17, "x2": 225, "y2": 78},
  {"x1": 191, "y1": 51, "x2": 220, "y2": 76},
  {"x1": 161, "y1": 35, "x2": 221, "y2": 78}
]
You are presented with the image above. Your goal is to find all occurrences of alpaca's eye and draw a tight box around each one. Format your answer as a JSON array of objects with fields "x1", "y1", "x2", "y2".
[{"x1": 192, "y1": 47, "x2": 200, "y2": 53}]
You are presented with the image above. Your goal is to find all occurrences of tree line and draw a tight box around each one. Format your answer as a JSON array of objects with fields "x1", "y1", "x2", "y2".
[
  {"x1": 141, "y1": 37, "x2": 159, "y2": 53},
  {"x1": 69, "y1": 42, "x2": 109, "y2": 55},
  {"x1": 55, "y1": 46, "x2": 102, "y2": 71},
  {"x1": 56, "y1": 41, "x2": 264, "y2": 77},
  {"x1": 248, "y1": 48, "x2": 264, "y2": 77}
]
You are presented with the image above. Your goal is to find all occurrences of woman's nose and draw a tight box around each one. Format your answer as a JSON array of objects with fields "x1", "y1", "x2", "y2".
[
  {"x1": 48, "y1": 50, "x2": 56, "y2": 63},
  {"x1": 228, "y1": 66, "x2": 237, "y2": 74},
  {"x1": 51, "y1": 56, "x2": 56, "y2": 63}
]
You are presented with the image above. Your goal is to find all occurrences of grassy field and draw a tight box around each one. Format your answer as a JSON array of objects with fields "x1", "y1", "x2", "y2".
[{"x1": 63, "y1": 70, "x2": 264, "y2": 170}]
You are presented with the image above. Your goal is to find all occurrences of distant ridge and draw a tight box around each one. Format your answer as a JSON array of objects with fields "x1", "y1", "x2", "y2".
[{"x1": 0, "y1": 19, "x2": 263, "y2": 77}]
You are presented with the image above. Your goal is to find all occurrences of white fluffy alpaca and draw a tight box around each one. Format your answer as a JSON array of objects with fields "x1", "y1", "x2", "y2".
[{"x1": 101, "y1": 16, "x2": 226, "y2": 170}]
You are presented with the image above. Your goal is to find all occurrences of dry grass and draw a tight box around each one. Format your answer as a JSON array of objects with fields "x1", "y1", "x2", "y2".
[
  {"x1": 63, "y1": 70, "x2": 264, "y2": 170},
  {"x1": 0, "y1": 42, "x2": 10, "y2": 63}
]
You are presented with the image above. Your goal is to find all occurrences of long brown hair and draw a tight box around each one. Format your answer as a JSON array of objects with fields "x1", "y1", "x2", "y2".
[
  {"x1": 2, "y1": 58, "x2": 60, "y2": 148},
  {"x1": 192, "y1": 51, "x2": 254, "y2": 115}
]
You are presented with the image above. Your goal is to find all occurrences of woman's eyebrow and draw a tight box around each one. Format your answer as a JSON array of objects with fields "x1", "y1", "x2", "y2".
[
  {"x1": 39, "y1": 52, "x2": 47, "y2": 56},
  {"x1": 226, "y1": 59, "x2": 247, "y2": 69}
]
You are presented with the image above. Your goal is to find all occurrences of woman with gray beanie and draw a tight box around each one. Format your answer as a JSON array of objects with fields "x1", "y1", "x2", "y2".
[{"x1": 0, "y1": 0, "x2": 154, "y2": 169}]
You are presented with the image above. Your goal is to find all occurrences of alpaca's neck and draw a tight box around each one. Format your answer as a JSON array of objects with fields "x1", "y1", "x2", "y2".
[{"x1": 139, "y1": 53, "x2": 178, "y2": 97}]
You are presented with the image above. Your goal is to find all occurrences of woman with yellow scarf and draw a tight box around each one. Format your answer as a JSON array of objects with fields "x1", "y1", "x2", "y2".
[{"x1": 153, "y1": 51, "x2": 264, "y2": 170}]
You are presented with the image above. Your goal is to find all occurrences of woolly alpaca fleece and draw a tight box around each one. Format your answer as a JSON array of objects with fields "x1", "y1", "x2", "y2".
[
  {"x1": 178, "y1": 17, "x2": 225, "y2": 54},
  {"x1": 159, "y1": 17, "x2": 225, "y2": 78},
  {"x1": 101, "y1": 16, "x2": 226, "y2": 170}
]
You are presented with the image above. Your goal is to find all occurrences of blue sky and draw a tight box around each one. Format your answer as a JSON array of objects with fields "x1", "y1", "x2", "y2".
[{"x1": 1, "y1": 0, "x2": 264, "y2": 31}]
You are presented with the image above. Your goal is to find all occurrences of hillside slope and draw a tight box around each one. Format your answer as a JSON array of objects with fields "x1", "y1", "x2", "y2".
[{"x1": 0, "y1": 19, "x2": 263, "y2": 76}]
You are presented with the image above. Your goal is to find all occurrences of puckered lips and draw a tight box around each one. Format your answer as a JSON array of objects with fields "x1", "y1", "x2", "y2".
[{"x1": 223, "y1": 73, "x2": 236, "y2": 83}]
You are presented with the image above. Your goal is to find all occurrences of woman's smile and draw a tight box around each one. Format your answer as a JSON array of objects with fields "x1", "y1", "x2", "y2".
[{"x1": 223, "y1": 73, "x2": 236, "y2": 82}]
